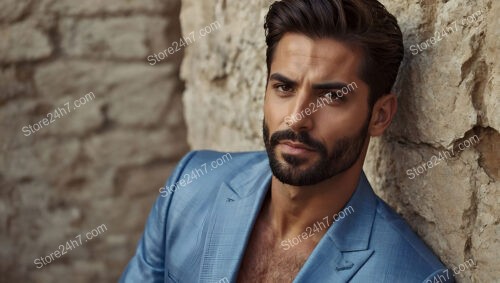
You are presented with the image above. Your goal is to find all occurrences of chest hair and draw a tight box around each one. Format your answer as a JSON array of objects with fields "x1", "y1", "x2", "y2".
[{"x1": 237, "y1": 219, "x2": 316, "y2": 282}]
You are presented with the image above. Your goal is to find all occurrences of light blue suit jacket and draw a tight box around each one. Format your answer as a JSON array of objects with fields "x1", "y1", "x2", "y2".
[{"x1": 120, "y1": 150, "x2": 454, "y2": 283}]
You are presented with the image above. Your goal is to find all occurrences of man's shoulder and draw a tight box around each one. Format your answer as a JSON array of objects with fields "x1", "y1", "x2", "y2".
[
  {"x1": 161, "y1": 150, "x2": 268, "y2": 211},
  {"x1": 359, "y1": 196, "x2": 452, "y2": 282},
  {"x1": 372, "y1": 198, "x2": 441, "y2": 263}
]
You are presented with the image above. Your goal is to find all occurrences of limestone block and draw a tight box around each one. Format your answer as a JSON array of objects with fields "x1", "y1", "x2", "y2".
[
  {"x1": 34, "y1": 60, "x2": 179, "y2": 127},
  {"x1": 60, "y1": 17, "x2": 169, "y2": 60},
  {"x1": 83, "y1": 128, "x2": 188, "y2": 169},
  {"x1": 1, "y1": 137, "x2": 81, "y2": 181},
  {"x1": 105, "y1": 64, "x2": 180, "y2": 127},
  {"x1": 0, "y1": 21, "x2": 52, "y2": 62},
  {"x1": 41, "y1": 0, "x2": 175, "y2": 16},
  {"x1": 0, "y1": 0, "x2": 32, "y2": 23},
  {"x1": 34, "y1": 61, "x2": 105, "y2": 99},
  {"x1": 0, "y1": 67, "x2": 35, "y2": 104}
]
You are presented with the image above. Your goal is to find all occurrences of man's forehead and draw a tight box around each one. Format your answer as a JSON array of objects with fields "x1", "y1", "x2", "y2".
[{"x1": 271, "y1": 33, "x2": 363, "y2": 82}]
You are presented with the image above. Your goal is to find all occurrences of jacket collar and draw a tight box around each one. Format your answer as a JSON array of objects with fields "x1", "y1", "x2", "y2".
[
  {"x1": 198, "y1": 154, "x2": 272, "y2": 282},
  {"x1": 293, "y1": 171, "x2": 376, "y2": 282},
  {"x1": 198, "y1": 152, "x2": 376, "y2": 282}
]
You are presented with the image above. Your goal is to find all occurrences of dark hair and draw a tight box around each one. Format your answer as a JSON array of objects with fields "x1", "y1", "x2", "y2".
[{"x1": 264, "y1": 0, "x2": 404, "y2": 106}]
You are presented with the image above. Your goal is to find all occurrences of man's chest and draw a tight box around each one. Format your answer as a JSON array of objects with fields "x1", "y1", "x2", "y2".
[
  {"x1": 236, "y1": 220, "x2": 315, "y2": 282},
  {"x1": 237, "y1": 245, "x2": 309, "y2": 282}
]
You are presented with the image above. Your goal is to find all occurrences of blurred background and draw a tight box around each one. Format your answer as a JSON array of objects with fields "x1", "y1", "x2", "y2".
[{"x1": 0, "y1": 0, "x2": 498, "y2": 282}]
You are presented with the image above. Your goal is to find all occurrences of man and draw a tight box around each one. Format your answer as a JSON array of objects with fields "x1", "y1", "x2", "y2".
[{"x1": 120, "y1": 0, "x2": 454, "y2": 282}]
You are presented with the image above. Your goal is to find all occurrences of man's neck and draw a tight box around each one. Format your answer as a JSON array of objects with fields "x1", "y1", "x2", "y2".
[{"x1": 266, "y1": 159, "x2": 364, "y2": 243}]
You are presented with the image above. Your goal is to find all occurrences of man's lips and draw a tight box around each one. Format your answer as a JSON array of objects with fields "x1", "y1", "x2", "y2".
[{"x1": 279, "y1": 140, "x2": 316, "y2": 152}]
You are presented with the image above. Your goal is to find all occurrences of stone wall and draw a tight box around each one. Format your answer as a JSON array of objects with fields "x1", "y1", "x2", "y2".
[
  {"x1": 180, "y1": 0, "x2": 499, "y2": 282},
  {"x1": 0, "y1": 0, "x2": 188, "y2": 282}
]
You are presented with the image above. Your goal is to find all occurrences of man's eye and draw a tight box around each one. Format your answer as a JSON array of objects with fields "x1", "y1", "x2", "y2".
[{"x1": 276, "y1": 84, "x2": 293, "y2": 93}]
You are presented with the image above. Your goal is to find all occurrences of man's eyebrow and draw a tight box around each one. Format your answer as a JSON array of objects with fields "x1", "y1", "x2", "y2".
[
  {"x1": 311, "y1": 82, "x2": 349, "y2": 90},
  {"x1": 269, "y1": 73, "x2": 298, "y2": 87},
  {"x1": 269, "y1": 73, "x2": 350, "y2": 91}
]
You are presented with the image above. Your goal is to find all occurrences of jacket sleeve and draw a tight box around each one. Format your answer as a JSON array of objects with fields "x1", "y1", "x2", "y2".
[
  {"x1": 119, "y1": 151, "x2": 198, "y2": 283},
  {"x1": 422, "y1": 268, "x2": 455, "y2": 283}
]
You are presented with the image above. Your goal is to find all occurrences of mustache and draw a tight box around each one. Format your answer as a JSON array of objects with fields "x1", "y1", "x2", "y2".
[{"x1": 270, "y1": 129, "x2": 326, "y2": 153}]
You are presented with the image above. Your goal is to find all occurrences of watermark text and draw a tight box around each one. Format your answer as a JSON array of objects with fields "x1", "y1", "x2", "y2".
[
  {"x1": 147, "y1": 20, "x2": 222, "y2": 66},
  {"x1": 284, "y1": 82, "x2": 358, "y2": 127},
  {"x1": 425, "y1": 258, "x2": 475, "y2": 283},
  {"x1": 406, "y1": 135, "x2": 479, "y2": 179},
  {"x1": 21, "y1": 91, "x2": 95, "y2": 137},
  {"x1": 281, "y1": 206, "x2": 354, "y2": 250},
  {"x1": 34, "y1": 224, "x2": 108, "y2": 269},
  {"x1": 159, "y1": 153, "x2": 233, "y2": 197},
  {"x1": 410, "y1": 8, "x2": 487, "y2": 55}
]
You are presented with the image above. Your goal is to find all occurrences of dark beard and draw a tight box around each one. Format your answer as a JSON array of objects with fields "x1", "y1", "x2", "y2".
[{"x1": 262, "y1": 117, "x2": 369, "y2": 186}]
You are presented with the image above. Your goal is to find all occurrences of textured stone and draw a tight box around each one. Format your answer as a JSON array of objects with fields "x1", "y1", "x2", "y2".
[
  {"x1": 83, "y1": 128, "x2": 188, "y2": 169},
  {"x1": 387, "y1": 1, "x2": 493, "y2": 147},
  {"x1": 0, "y1": 67, "x2": 35, "y2": 103},
  {"x1": 41, "y1": 0, "x2": 174, "y2": 16},
  {"x1": 60, "y1": 17, "x2": 169, "y2": 59},
  {"x1": 181, "y1": 0, "x2": 267, "y2": 151},
  {"x1": 180, "y1": 0, "x2": 499, "y2": 282},
  {"x1": 115, "y1": 162, "x2": 176, "y2": 199},
  {"x1": 1, "y1": 137, "x2": 81, "y2": 181},
  {"x1": 34, "y1": 60, "x2": 180, "y2": 128},
  {"x1": 41, "y1": 94, "x2": 105, "y2": 137},
  {"x1": 0, "y1": 0, "x2": 32, "y2": 23},
  {"x1": 34, "y1": 60, "x2": 103, "y2": 99},
  {"x1": 2, "y1": 94, "x2": 105, "y2": 139},
  {"x1": 1, "y1": 0, "x2": 186, "y2": 281},
  {"x1": 472, "y1": 180, "x2": 500, "y2": 282},
  {"x1": 35, "y1": 60, "x2": 177, "y2": 97},
  {"x1": 0, "y1": 21, "x2": 52, "y2": 62},
  {"x1": 482, "y1": 1, "x2": 500, "y2": 131},
  {"x1": 105, "y1": 65, "x2": 180, "y2": 127}
]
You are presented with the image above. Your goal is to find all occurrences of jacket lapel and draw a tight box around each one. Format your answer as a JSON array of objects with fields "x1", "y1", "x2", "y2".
[
  {"x1": 198, "y1": 155, "x2": 272, "y2": 283},
  {"x1": 293, "y1": 172, "x2": 377, "y2": 282}
]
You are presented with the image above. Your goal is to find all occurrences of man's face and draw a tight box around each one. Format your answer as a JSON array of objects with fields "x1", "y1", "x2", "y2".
[{"x1": 263, "y1": 33, "x2": 372, "y2": 186}]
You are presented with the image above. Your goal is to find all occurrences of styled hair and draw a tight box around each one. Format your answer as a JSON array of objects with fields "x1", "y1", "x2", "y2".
[{"x1": 264, "y1": 0, "x2": 404, "y2": 106}]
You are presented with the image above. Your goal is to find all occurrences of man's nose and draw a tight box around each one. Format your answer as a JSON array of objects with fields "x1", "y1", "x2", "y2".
[{"x1": 285, "y1": 92, "x2": 314, "y2": 132}]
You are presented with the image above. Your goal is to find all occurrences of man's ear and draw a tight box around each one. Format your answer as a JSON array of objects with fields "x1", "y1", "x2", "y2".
[{"x1": 369, "y1": 93, "x2": 397, "y2": 137}]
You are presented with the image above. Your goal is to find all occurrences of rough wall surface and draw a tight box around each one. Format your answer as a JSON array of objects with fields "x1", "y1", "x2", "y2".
[
  {"x1": 0, "y1": 0, "x2": 188, "y2": 282},
  {"x1": 180, "y1": 0, "x2": 498, "y2": 282}
]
